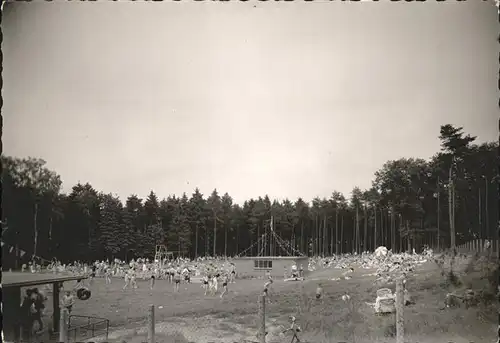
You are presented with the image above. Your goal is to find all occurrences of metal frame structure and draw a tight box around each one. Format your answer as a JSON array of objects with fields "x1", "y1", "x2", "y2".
[{"x1": 154, "y1": 245, "x2": 173, "y2": 266}]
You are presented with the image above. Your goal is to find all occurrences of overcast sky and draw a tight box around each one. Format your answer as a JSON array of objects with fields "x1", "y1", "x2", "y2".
[{"x1": 3, "y1": 1, "x2": 498, "y2": 204}]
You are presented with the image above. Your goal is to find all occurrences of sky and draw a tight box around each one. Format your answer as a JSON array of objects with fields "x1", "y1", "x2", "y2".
[{"x1": 3, "y1": 1, "x2": 499, "y2": 205}]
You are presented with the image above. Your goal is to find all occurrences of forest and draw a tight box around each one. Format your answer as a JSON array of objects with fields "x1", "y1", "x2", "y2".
[{"x1": 1, "y1": 124, "x2": 498, "y2": 266}]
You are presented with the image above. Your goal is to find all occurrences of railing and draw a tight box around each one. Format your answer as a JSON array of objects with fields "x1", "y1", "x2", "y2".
[{"x1": 67, "y1": 315, "x2": 109, "y2": 342}]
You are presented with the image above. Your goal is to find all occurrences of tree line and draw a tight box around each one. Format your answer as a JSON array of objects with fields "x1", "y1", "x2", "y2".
[{"x1": 2, "y1": 124, "x2": 498, "y2": 266}]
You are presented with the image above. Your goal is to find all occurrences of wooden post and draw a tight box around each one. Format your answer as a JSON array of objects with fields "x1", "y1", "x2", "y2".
[
  {"x1": 258, "y1": 295, "x2": 266, "y2": 343},
  {"x1": 59, "y1": 308, "x2": 69, "y2": 343},
  {"x1": 395, "y1": 278, "x2": 404, "y2": 343},
  {"x1": 147, "y1": 304, "x2": 155, "y2": 343},
  {"x1": 53, "y1": 282, "x2": 61, "y2": 333}
]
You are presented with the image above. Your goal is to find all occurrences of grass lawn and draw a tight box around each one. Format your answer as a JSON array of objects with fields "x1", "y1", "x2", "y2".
[{"x1": 28, "y1": 256, "x2": 499, "y2": 343}]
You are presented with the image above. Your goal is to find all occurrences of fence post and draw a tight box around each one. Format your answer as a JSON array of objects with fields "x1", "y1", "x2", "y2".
[
  {"x1": 258, "y1": 295, "x2": 266, "y2": 343},
  {"x1": 395, "y1": 278, "x2": 404, "y2": 343},
  {"x1": 147, "y1": 305, "x2": 155, "y2": 343},
  {"x1": 59, "y1": 308, "x2": 69, "y2": 343}
]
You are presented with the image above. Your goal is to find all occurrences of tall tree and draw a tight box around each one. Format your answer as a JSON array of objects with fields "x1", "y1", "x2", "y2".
[
  {"x1": 206, "y1": 189, "x2": 222, "y2": 256},
  {"x1": 2, "y1": 157, "x2": 62, "y2": 259},
  {"x1": 189, "y1": 188, "x2": 206, "y2": 258},
  {"x1": 439, "y1": 124, "x2": 476, "y2": 248},
  {"x1": 98, "y1": 193, "x2": 124, "y2": 259},
  {"x1": 220, "y1": 193, "x2": 233, "y2": 257},
  {"x1": 68, "y1": 183, "x2": 101, "y2": 260}
]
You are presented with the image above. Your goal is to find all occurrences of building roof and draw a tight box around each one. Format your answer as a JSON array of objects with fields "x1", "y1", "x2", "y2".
[{"x1": 2, "y1": 272, "x2": 88, "y2": 288}]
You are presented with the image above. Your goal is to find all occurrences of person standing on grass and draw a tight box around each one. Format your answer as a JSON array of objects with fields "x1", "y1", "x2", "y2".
[
  {"x1": 62, "y1": 290, "x2": 75, "y2": 314},
  {"x1": 173, "y1": 270, "x2": 182, "y2": 292},
  {"x1": 220, "y1": 274, "x2": 229, "y2": 299},
  {"x1": 31, "y1": 288, "x2": 46, "y2": 333},
  {"x1": 142, "y1": 262, "x2": 148, "y2": 280},
  {"x1": 171, "y1": 267, "x2": 177, "y2": 283},
  {"x1": 89, "y1": 264, "x2": 97, "y2": 286},
  {"x1": 229, "y1": 263, "x2": 236, "y2": 283},
  {"x1": 130, "y1": 268, "x2": 138, "y2": 289},
  {"x1": 299, "y1": 264, "x2": 304, "y2": 278},
  {"x1": 149, "y1": 267, "x2": 155, "y2": 290},
  {"x1": 154, "y1": 264, "x2": 159, "y2": 280},
  {"x1": 182, "y1": 266, "x2": 191, "y2": 284},
  {"x1": 202, "y1": 274, "x2": 210, "y2": 296},
  {"x1": 105, "y1": 267, "x2": 112, "y2": 285},
  {"x1": 123, "y1": 270, "x2": 131, "y2": 290},
  {"x1": 167, "y1": 266, "x2": 175, "y2": 283},
  {"x1": 291, "y1": 262, "x2": 298, "y2": 279},
  {"x1": 20, "y1": 289, "x2": 36, "y2": 341},
  {"x1": 210, "y1": 273, "x2": 219, "y2": 296},
  {"x1": 263, "y1": 275, "x2": 273, "y2": 301}
]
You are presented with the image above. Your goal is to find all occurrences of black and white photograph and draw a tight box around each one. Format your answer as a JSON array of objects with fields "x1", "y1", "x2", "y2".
[{"x1": 1, "y1": 1, "x2": 499, "y2": 343}]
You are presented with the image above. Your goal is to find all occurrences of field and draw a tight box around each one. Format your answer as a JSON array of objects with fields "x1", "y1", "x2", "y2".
[{"x1": 32, "y1": 255, "x2": 498, "y2": 343}]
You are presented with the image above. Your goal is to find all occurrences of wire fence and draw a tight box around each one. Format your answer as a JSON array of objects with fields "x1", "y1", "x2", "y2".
[
  {"x1": 57, "y1": 311, "x2": 109, "y2": 343},
  {"x1": 67, "y1": 315, "x2": 109, "y2": 342},
  {"x1": 457, "y1": 239, "x2": 499, "y2": 258}
]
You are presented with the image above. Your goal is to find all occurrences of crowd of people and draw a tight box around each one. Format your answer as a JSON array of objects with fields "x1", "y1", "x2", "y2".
[
  {"x1": 16, "y1": 256, "x2": 246, "y2": 340},
  {"x1": 16, "y1": 248, "x2": 432, "y2": 341},
  {"x1": 16, "y1": 254, "x2": 319, "y2": 340}
]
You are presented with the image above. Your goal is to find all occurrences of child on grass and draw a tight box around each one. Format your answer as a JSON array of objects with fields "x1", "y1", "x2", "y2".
[
  {"x1": 62, "y1": 290, "x2": 75, "y2": 314},
  {"x1": 220, "y1": 274, "x2": 229, "y2": 299}
]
